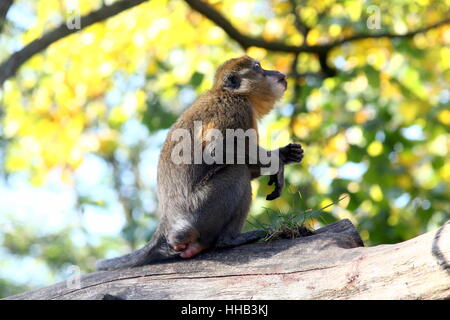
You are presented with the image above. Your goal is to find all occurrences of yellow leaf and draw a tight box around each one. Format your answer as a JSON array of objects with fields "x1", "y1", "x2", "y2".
[
  {"x1": 437, "y1": 109, "x2": 450, "y2": 125},
  {"x1": 307, "y1": 29, "x2": 320, "y2": 45},
  {"x1": 329, "y1": 24, "x2": 342, "y2": 37},
  {"x1": 399, "y1": 102, "x2": 419, "y2": 124},
  {"x1": 367, "y1": 141, "x2": 383, "y2": 157},
  {"x1": 369, "y1": 185, "x2": 383, "y2": 202},
  {"x1": 440, "y1": 162, "x2": 450, "y2": 183}
]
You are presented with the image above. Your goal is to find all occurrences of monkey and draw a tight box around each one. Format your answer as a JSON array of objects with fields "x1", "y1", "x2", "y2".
[{"x1": 96, "y1": 56, "x2": 304, "y2": 271}]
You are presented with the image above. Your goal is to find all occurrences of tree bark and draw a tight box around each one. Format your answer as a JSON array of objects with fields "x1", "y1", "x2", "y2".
[{"x1": 5, "y1": 219, "x2": 450, "y2": 300}]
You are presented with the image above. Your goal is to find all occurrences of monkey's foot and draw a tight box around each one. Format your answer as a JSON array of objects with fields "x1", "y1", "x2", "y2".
[
  {"x1": 179, "y1": 242, "x2": 206, "y2": 258},
  {"x1": 173, "y1": 243, "x2": 188, "y2": 251},
  {"x1": 216, "y1": 230, "x2": 267, "y2": 248}
]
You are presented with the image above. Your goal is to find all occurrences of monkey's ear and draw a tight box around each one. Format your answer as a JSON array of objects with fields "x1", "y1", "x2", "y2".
[{"x1": 223, "y1": 74, "x2": 241, "y2": 89}]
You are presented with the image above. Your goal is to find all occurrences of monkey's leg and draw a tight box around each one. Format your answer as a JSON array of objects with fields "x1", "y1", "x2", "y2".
[
  {"x1": 179, "y1": 242, "x2": 209, "y2": 258},
  {"x1": 215, "y1": 230, "x2": 267, "y2": 248},
  {"x1": 213, "y1": 173, "x2": 267, "y2": 248},
  {"x1": 185, "y1": 165, "x2": 253, "y2": 253},
  {"x1": 248, "y1": 144, "x2": 304, "y2": 200}
]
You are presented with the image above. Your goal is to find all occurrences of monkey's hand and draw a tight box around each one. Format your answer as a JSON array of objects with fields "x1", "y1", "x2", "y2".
[
  {"x1": 266, "y1": 165, "x2": 284, "y2": 200},
  {"x1": 279, "y1": 143, "x2": 304, "y2": 164},
  {"x1": 266, "y1": 143, "x2": 303, "y2": 201}
]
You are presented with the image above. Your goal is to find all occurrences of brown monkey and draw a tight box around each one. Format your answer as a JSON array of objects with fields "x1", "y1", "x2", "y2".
[{"x1": 96, "y1": 56, "x2": 303, "y2": 270}]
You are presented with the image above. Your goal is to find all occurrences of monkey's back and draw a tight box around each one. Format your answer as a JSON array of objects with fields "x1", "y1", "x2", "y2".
[{"x1": 156, "y1": 89, "x2": 254, "y2": 217}]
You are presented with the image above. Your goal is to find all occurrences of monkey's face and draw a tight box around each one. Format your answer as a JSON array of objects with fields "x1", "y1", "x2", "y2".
[{"x1": 214, "y1": 56, "x2": 287, "y2": 101}]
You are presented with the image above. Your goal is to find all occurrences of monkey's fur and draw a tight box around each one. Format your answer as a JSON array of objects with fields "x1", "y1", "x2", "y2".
[{"x1": 96, "y1": 56, "x2": 303, "y2": 271}]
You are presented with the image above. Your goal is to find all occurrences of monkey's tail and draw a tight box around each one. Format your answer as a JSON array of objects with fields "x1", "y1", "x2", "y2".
[{"x1": 96, "y1": 227, "x2": 172, "y2": 271}]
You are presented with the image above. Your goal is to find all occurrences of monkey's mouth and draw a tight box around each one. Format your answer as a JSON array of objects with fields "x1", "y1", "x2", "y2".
[{"x1": 278, "y1": 78, "x2": 287, "y2": 90}]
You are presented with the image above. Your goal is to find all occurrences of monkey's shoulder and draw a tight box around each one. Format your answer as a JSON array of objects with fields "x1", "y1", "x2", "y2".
[{"x1": 176, "y1": 90, "x2": 253, "y2": 130}]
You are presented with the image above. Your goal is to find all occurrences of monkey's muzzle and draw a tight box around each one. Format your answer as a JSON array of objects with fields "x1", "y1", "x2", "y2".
[
  {"x1": 278, "y1": 77, "x2": 287, "y2": 90},
  {"x1": 264, "y1": 69, "x2": 287, "y2": 90}
]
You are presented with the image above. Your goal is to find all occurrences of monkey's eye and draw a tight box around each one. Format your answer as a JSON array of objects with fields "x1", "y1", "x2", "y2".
[{"x1": 253, "y1": 63, "x2": 262, "y2": 72}]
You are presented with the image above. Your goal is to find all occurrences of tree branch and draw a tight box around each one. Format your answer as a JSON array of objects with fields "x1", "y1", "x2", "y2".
[
  {"x1": 324, "y1": 16, "x2": 450, "y2": 49},
  {"x1": 0, "y1": 0, "x2": 148, "y2": 86},
  {"x1": 184, "y1": 0, "x2": 324, "y2": 53},
  {"x1": 0, "y1": 0, "x2": 14, "y2": 35},
  {"x1": 6, "y1": 219, "x2": 450, "y2": 300},
  {"x1": 185, "y1": 0, "x2": 450, "y2": 77},
  {"x1": 0, "y1": 0, "x2": 448, "y2": 87},
  {"x1": 288, "y1": 0, "x2": 309, "y2": 38},
  {"x1": 318, "y1": 51, "x2": 337, "y2": 77}
]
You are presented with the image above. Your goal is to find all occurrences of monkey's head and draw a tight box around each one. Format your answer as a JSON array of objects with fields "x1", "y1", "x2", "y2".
[{"x1": 213, "y1": 56, "x2": 287, "y2": 118}]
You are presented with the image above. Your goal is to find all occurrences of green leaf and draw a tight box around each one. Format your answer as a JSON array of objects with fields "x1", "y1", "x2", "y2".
[
  {"x1": 141, "y1": 97, "x2": 178, "y2": 132},
  {"x1": 363, "y1": 65, "x2": 380, "y2": 89},
  {"x1": 190, "y1": 72, "x2": 204, "y2": 88}
]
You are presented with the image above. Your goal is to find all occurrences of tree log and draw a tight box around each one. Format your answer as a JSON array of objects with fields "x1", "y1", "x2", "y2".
[{"x1": 5, "y1": 219, "x2": 450, "y2": 300}]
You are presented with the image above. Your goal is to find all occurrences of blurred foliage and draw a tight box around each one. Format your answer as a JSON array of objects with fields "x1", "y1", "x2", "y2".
[{"x1": 0, "y1": 0, "x2": 449, "y2": 297}]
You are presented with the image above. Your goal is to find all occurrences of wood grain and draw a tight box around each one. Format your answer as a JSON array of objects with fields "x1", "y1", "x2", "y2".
[{"x1": 6, "y1": 219, "x2": 450, "y2": 300}]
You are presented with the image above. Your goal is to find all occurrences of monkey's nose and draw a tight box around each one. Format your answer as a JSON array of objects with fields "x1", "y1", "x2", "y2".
[
  {"x1": 277, "y1": 74, "x2": 287, "y2": 89},
  {"x1": 264, "y1": 70, "x2": 287, "y2": 89}
]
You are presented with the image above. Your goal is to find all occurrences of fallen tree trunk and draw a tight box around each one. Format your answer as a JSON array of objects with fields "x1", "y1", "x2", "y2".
[{"x1": 6, "y1": 219, "x2": 450, "y2": 300}]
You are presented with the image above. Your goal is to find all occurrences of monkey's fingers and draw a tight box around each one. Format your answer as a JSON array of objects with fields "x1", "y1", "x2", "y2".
[
  {"x1": 266, "y1": 188, "x2": 281, "y2": 201},
  {"x1": 289, "y1": 155, "x2": 303, "y2": 163},
  {"x1": 290, "y1": 145, "x2": 304, "y2": 156},
  {"x1": 287, "y1": 143, "x2": 303, "y2": 150},
  {"x1": 286, "y1": 151, "x2": 303, "y2": 162},
  {"x1": 266, "y1": 174, "x2": 284, "y2": 200},
  {"x1": 282, "y1": 143, "x2": 303, "y2": 152},
  {"x1": 282, "y1": 144, "x2": 304, "y2": 164},
  {"x1": 268, "y1": 174, "x2": 276, "y2": 186}
]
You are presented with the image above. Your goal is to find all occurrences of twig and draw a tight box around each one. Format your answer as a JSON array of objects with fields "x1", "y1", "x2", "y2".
[
  {"x1": 0, "y1": 0, "x2": 148, "y2": 86},
  {"x1": 0, "y1": 0, "x2": 14, "y2": 36}
]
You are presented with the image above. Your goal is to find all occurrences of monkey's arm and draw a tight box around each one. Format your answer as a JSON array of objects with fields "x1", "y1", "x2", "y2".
[
  {"x1": 248, "y1": 143, "x2": 304, "y2": 200},
  {"x1": 205, "y1": 108, "x2": 303, "y2": 200}
]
